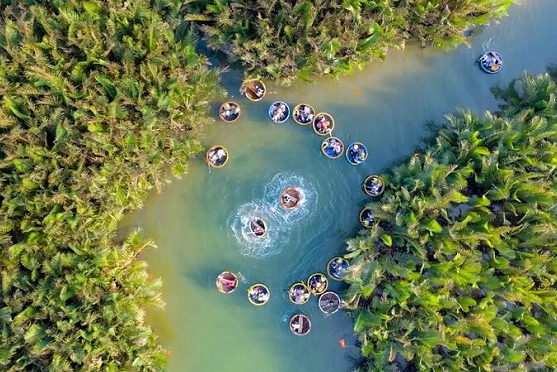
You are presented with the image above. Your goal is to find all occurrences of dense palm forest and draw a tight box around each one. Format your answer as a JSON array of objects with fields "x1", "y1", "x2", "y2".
[
  {"x1": 344, "y1": 72, "x2": 557, "y2": 371},
  {"x1": 0, "y1": 1, "x2": 223, "y2": 371},
  {"x1": 0, "y1": 0, "x2": 548, "y2": 372},
  {"x1": 188, "y1": 0, "x2": 513, "y2": 82}
]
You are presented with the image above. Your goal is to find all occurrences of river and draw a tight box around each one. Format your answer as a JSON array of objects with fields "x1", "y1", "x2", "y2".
[{"x1": 119, "y1": 1, "x2": 557, "y2": 371}]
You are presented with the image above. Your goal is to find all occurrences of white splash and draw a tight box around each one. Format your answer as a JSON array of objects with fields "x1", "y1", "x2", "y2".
[{"x1": 229, "y1": 173, "x2": 318, "y2": 258}]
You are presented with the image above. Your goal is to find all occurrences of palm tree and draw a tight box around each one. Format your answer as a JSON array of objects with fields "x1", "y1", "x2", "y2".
[
  {"x1": 0, "y1": 1, "x2": 224, "y2": 370},
  {"x1": 342, "y1": 72, "x2": 557, "y2": 372}
]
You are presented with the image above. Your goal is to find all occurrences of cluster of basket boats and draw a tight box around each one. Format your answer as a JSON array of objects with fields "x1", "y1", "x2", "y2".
[
  {"x1": 212, "y1": 80, "x2": 396, "y2": 336},
  {"x1": 206, "y1": 79, "x2": 370, "y2": 170},
  {"x1": 212, "y1": 52, "x2": 503, "y2": 335},
  {"x1": 216, "y1": 256, "x2": 350, "y2": 336},
  {"x1": 207, "y1": 51, "x2": 502, "y2": 170}
]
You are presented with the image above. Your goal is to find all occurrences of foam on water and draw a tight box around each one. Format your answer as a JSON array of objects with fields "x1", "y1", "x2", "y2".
[{"x1": 229, "y1": 173, "x2": 318, "y2": 258}]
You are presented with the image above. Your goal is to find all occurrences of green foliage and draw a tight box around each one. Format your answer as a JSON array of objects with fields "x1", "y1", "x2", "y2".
[
  {"x1": 0, "y1": 1, "x2": 223, "y2": 371},
  {"x1": 344, "y1": 72, "x2": 557, "y2": 371},
  {"x1": 188, "y1": 0, "x2": 512, "y2": 82}
]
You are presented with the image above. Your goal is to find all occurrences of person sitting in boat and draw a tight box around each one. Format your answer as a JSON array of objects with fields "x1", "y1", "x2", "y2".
[
  {"x1": 290, "y1": 286, "x2": 309, "y2": 304},
  {"x1": 330, "y1": 258, "x2": 345, "y2": 277},
  {"x1": 362, "y1": 209, "x2": 374, "y2": 226},
  {"x1": 257, "y1": 290, "x2": 269, "y2": 303},
  {"x1": 480, "y1": 52, "x2": 501, "y2": 72},
  {"x1": 309, "y1": 275, "x2": 326, "y2": 292},
  {"x1": 357, "y1": 147, "x2": 367, "y2": 161},
  {"x1": 209, "y1": 152, "x2": 218, "y2": 164},
  {"x1": 349, "y1": 144, "x2": 366, "y2": 162},
  {"x1": 490, "y1": 57, "x2": 501, "y2": 72},
  {"x1": 246, "y1": 81, "x2": 265, "y2": 98},
  {"x1": 316, "y1": 116, "x2": 330, "y2": 133},
  {"x1": 365, "y1": 178, "x2": 383, "y2": 195},
  {"x1": 251, "y1": 222, "x2": 264, "y2": 236},
  {"x1": 296, "y1": 105, "x2": 313, "y2": 123},
  {"x1": 213, "y1": 148, "x2": 227, "y2": 165},
  {"x1": 220, "y1": 103, "x2": 240, "y2": 120},
  {"x1": 272, "y1": 104, "x2": 287, "y2": 122},
  {"x1": 293, "y1": 287, "x2": 309, "y2": 303},
  {"x1": 282, "y1": 193, "x2": 299, "y2": 206},
  {"x1": 349, "y1": 144, "x2": 359, "y2": 157},
  {"x1": 369, "y1": 184, "x2": 381, "y2": 194},
  {"x1": 250, "y1": 286, "x2": 268, "y2": 303},
  {"x1": 332, "y1": 139, "x2": 342, "y2": 154},
  {"x1": 220, "y1": 276, "x2": 237, "y2": 291}
]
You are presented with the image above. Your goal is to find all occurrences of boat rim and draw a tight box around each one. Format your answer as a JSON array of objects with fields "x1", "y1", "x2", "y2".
[
  {"x1": 206, "y1": 145, "x2": 229, "y2": 168},
  {"x1": 327, "y1": 257, "x2": 349, "y2": 281},
  {"x1": 289, "y1": 314, "x2": 311, "y2": 336},
  {"x1": 288, "y1": 282, "x2": 310, "y2": 304},
  {"x1": 216, "y1": 271, "x2": 238, "y2": 294},
  {"x1": 292, "y1": 103, "x2": 315, "y2": 125},
  {"x1": 218, "y1": 101, "x2": 241, "y2": 123},
  {"x1": 247, "y1": 283, "x2": 270, "y2": 306},
  {"x1": 363, "y1": 174, "x2": 385, "y2": 196},
  {"x1": 243, "y1": 79, "x2": 266, "y2": 101},
  {"x1": 321, "y1": 136, "x2": 345, "y2": 159},
  {"x1": 268, "y1": 101, "x2": 291, "y2": 123},
  {"x1": 359, "y1": 207, "x2": 374, "y2": 229},
  {"x1": 312, "y1": 112, "x2": 335, "y2": 136},
  {"x1": 306, "y1": 272, "x2": 329, "y2": 295}
]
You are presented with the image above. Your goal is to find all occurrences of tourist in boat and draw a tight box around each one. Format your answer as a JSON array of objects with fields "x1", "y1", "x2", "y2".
[
  {"x1": 310, "y1": 276, "x2": 326, "y2": 292},
  {"x1": 329, "y1": 257, "x2": 349, "y2": 280},
  {"x1": 313, "y1": 113, "x2": 335, "y2": 135},
  {"x1": 322, "y1": 137, "x2": 344, "y2": 158},
  {"x1": 479, "y1": 51, "x2": 502, "y2": 73},
  {"x1": 295, "y1": 288, "x2": 309, "y2": 303},
  {"x1": 346, "y1": 142, "x2": 368, "y2": 165},
  {"x1": 364, "y1": 175, "x2": 385, "y2": 196},
  {"x1": 280, "y1": 187, "x2": 302, "y2": 210},
  {"x1": 219, "y1": 102, "x2": 241, "y2": 122},
  {"x1": 289, "y1": 314, "x2": 311, "y2": 336},
  {"x1": 207, "y1": 146, "x2": 228, "y2": 167},
  {"x1": 291, "y1": 319, "x2": 300, "y2": 331},
  {"x1": 316, "y1": 115, "x2": 330, "y2": 133},
  {"x1": 216, "y1": 271, "x2": 238, "y2": 293},
  {"x1": 269, "y1": 101, "x2": 290, "y2": 123},
  {"x1": 318, "y1": 292, "x2": 341, "y2": 314},
  {"x1": 243, "y1": 80, "x2": 266, "y2": 101},
  {"x1": 255, "y1": 86, "x2": 264, "y2": 98},
  {"x1": 214, "y1": 148, "x2": 227, "y2": 165},
  {"x1": 360, "y1": 208, "x2": 374, "y2": 228},
  {"x1": 289, "y1": 282, "x2": 310, "y2": 304},
  {"x1": 294, "y1": 104, "x2": 315, "y2": 124},
  {"x1": 250, "y1": 219, "x2": 265, "y2": 236},
  {"x1": 365, "y1": 181, "x2": 382, "y2": 195},
  {"x1": 221, "y1": 277, "x2": 237, "y2": 289},
  {"x1": 308, "y1": 273, "x2": 328, "y2": 294},
  {"x1": 253, "y1": 287, "x2": 268, "y2": 303},
  {"x1": 248, "y1": 284, "x2": 270, "y2": 305}
]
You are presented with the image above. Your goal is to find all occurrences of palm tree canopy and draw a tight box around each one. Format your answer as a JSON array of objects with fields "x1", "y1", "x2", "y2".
[{"x1": 343, "y1": 71, "x2": 557, "y2": 372}]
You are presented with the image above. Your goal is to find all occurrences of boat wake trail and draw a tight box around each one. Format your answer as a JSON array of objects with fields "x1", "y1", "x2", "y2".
[{"x1": 229, "y1": 173, "x2": 317, "y2": 258}]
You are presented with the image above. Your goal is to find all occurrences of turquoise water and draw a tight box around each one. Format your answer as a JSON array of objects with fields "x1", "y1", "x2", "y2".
[{"x1": 120, "y1": 1, "x2": 557, "y2": 371}]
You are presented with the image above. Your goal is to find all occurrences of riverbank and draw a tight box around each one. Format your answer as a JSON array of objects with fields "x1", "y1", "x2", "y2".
[{"x1": 124, "y1": 1, "x2": 557, "y2": 371}]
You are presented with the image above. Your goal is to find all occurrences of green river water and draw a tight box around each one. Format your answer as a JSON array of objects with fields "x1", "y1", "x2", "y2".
[{"x1": 119, "y1": 1, "x2": 557, "y2": 371}]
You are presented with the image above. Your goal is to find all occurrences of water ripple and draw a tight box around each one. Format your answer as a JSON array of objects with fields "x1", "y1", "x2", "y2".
[{"x1": 229, "y1": 173, "x2": 318, "y2": 258}]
